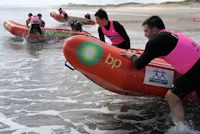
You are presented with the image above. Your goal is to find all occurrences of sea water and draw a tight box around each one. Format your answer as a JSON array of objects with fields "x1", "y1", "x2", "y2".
[{"x1": 0, "y1": 5, "x2": 200, "y2": 134}]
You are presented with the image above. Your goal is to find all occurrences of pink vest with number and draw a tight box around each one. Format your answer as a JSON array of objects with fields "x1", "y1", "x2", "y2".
[
  {"x1": 162, "y1": 29, "x2": 200, "y2": 74},
  {"x1": 101, "y1": 20, "x2": 125, "y2": 45}
]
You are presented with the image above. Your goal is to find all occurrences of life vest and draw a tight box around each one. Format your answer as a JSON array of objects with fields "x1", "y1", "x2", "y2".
[
  {"x1": 162, "y1": 29, "x2": 200, "y2": 74},
  {"x1": 31, "y1": 16, "x2": 40, "y2": 24},
  {"x1": 60, "y1": 9, "x2": 66, "y2": 17},
  {"x1": 101, "y1": 20, "x2": 125, "y2": 45}
]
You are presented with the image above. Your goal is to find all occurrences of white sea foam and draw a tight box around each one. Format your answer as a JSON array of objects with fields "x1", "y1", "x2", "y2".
[{"x1": 166, "y1": 122, "x2": 200, "y2": 134}]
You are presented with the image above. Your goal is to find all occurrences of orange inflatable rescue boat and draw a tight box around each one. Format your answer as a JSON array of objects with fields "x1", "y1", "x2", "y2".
[
  {"x1": 63, "y1": 35, "x2": 199, "y2": 101},
  {"x1": 50, "y1": 11, "x2": 96, "y2": 25},
  {"x1": 4, "y1": 20, "x2": 89, "y2": 43}
]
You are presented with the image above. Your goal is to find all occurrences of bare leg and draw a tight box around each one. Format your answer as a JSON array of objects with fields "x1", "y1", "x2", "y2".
[{"x1": 165, "y1": 90, "x2": 184, "y2": 123}]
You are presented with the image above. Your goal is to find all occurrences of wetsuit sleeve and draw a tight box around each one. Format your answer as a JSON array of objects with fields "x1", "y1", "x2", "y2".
[
  {"x1": 113, "y1": 21, "x2": 130, "y2": 45},
  {"x1": 41, "y1": 20, "x2": 45, "y2": 27},
  {"x1": 131, "y1": 32, "x2": 178, "y2": 69},
  {"x1": 98, "y1": 27, "x2": 105, "y2": 42}
]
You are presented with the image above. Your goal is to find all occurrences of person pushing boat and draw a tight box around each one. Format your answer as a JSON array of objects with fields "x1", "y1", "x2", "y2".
[
  {"x1": 95, "y1": 8, "x2": 130, "y2": 50},
  {"x1": 58, "y1": 8, "x2": 68, "y2": 21},
  {"x1": 122, "y1": 15, "x2": 200, "y2": 127}
]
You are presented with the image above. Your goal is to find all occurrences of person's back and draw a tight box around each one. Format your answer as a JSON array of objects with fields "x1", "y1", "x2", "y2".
[{"x1": 95, "y1": 8, "x2": 130, "y2": 49}]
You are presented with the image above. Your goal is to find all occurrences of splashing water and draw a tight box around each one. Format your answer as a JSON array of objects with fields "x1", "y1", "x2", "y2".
[{"x1": 166, "y1": 122, "x2": 200, "y2": 134}]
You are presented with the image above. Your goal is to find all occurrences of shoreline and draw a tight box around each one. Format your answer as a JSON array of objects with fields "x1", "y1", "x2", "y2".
[
  {"x1": 56, "y1": 1, "x2": 200, "y2": 10},
  {"x1": 51, "y1": 1, "x2": 200, "y2": 43}
]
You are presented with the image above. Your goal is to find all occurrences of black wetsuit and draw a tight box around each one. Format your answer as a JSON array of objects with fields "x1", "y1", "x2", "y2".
[
  {"x1": 98, "y1": 21, "x2": 130, "y2": 49},
  {"x1": 131, "y1": 31, "x2": 200, "y2": 99},
  {"x1": 29, "y1": 24, "x2": 42, "y2": 35}
]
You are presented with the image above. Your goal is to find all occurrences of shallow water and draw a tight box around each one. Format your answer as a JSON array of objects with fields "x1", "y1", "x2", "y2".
[{"x1": 0, "y1": 6, "x2": 200, "y2": 134}]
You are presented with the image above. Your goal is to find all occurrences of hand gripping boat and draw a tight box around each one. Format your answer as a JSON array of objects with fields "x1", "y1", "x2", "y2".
[
  {"x1": 63, "y1": 35, "x2": 199, "y2": 101},
  {"x1": 4, "y1": 20, "x2": 89, "y2": 42},
  {"x1": 50, "y1": 11, "x2": 96, "y2": 25}
]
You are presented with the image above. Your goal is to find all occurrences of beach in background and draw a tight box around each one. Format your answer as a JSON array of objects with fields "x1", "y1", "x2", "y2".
[
  {"x1": 0, "y1": 1, "x2": 200, "y2": 134},
  {"x1": 61, "y1": 1, "x2": 200, "y2": 47}
]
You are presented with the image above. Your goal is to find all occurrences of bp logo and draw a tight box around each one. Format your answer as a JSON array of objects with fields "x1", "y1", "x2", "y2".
[{"x1": 77, "y1": 42, "x2": 103, "y2": 66}]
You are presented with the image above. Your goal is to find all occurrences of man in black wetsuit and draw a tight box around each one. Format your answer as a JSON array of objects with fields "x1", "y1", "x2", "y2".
[
  {"x1": 122, "y1": 16, "x2": 200, "y2": 126},
  {"x1": 95, "y1": 8, "x2": 130, "y2": 49}
]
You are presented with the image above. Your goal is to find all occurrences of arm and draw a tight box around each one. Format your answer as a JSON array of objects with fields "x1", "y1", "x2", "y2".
[
  {"x1": 26, "y1": 18, "x2": 31, "y2": 27},
  {"x1": 123, "y1": 32, "x2": 177, "y2": 69},
  {"x1": 41, "y1": 20, "x2": 45, "y2": 27},
  {"x1": 113, "y1": 21, "x2": 130, "y2": 45},
  {"x1": 123, "y1": 45, "x2": 157, "y2": 70},
  {"x1": 132, "y1": 47, "x2": 156, "y2": 69},
  {"x1": 98, "y1": 27, "x2": 105, "y2": 42}
]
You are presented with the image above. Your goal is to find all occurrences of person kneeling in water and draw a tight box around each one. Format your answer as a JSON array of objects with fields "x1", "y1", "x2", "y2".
[{"x1": 29, "y1": 15, "x2": 43, "y2": 35}]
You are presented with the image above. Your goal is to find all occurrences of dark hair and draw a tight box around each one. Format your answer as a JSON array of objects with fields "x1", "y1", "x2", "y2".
[
  {"x1": 37, "y1": 13, "x2": 42, "y2": 17},
  {"x1": 142, "y1": 16, "x2": 165, "y2": 30},
  {"x1": 94, "y1": 8, "x2": 108, "y2": 20},
  {"x1": 85, "y1": 13, "x2": 91, "y2": 19},
  {"x1": 28, "y1": 13, "x2": 32, "y2": 17}
]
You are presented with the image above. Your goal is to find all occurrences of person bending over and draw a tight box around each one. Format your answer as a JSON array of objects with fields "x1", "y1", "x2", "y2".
[
  {"x1": 95, "y1": 8, "x2": 130, "y2": 49},
  {"x1": 58, "y1": 8, "x2": 68, "y2": 21},
  {"x1": 122, "y1": 15, "x2": 200, "y2": 126}
]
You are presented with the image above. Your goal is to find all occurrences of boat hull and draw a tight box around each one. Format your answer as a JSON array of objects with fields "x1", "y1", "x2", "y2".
[
  {"x1": 50, "y1": 11, "x2": 96, "y2": 25},
  {"x1": 63, "y1": 35, "x2": 199, "y2": 101},
  {"x1": 4, "y1": 20, "x2": 89, "y2": 42}
]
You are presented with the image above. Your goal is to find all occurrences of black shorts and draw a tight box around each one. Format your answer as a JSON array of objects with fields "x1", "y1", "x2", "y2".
[{"x1": 170, "y1": 59, "x2": 200, "y2": 99}]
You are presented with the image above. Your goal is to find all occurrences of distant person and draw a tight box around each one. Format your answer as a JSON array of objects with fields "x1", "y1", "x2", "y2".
[
  {"x1": 58, "y1": 8, "x2": 68, "y2": 21},
  {"x1": 29, "y1": 15, "x2": 43, "y2": 35},
  {"x1": 69, "y1": 20, "x2": 83, "y2": 32},
  {"x1": 95, "y1": 8, "x2": 130, "y2": 49},
  {"x1": 85, "y1": 13, "x2": 91, "y2": 19},
  {"x1": 122, "y1": 15, "x2": 200, "y2": 126},
  {"x1": 26, "y1": 13, "x2": 32, "y2": 27},
  {"x1": 37, "y1": 13, "x2": 45, "y2": 27}
]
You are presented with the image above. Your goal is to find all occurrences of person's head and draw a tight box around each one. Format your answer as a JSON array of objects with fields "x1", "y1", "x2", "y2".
[
  {"x1": 28, "y1": 13, "x2": 32, "y2": 17},
  {"x1": 85, "y1": 13, "x2": 91, "y2": 19},
  {"x1": 37, "y1": 13, "x2": 42, "y2": 19},
  {"x1": 142, "y1": 16, "x2": 165, "y2": 39},
  {"x1": 58, "y1": 8, "x2": 62, "y2": 12},
  {"x1": 95, "y1": 8, "x2": 109, "y2": 27}
]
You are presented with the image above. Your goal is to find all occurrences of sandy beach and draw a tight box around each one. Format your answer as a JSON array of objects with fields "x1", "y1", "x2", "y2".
[{"x1": 61, "y1": 1, "x2": 200, "y2": 44}]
